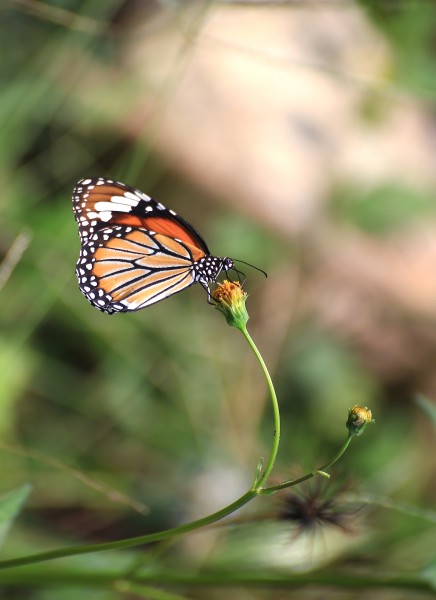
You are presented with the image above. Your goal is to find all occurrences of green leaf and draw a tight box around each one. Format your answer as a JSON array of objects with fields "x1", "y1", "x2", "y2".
[
  {"x1": 415, "y1": 395, "x2": 436, "y2": 429},
  {"x1": 421, "y1": 560, "x2": 436, "y2": 591},
  {"x1": 0, "y1": 484, "x2": 32, "y2": 547}
]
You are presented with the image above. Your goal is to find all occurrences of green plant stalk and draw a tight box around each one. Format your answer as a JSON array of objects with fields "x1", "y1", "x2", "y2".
[
  {"x1": 0, "y1": 323, "x2": 357, "y2": 572},
  {"x1": 0, "y1": 490, "x2": 256, "y2": 571},
  {"x1": 239, "y1": 324, "x2": 280, "y2": 490},
  {"x1": 261, "y1": 432, "x2": 354, "y2": 494},
  {"x1": 114, "y1": 580, "x2": 190, "y2": 600},
  {"x1": 0, "y1": 323, "x2": 279, "y2": 571},
  {"x1": 0, "y1": 566, "x2": 430, "y2": 593}
]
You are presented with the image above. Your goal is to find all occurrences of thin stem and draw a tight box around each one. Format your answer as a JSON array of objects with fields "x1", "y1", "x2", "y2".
[
  {"x1": 114, "y1": 581, "x2": 190, "y2": 600},
  {"x1": 261, "y1": 433, "x2": 354, "y2": 494},
  {"x1": 318, "y1": 432, "x2": 354, "y2": 471},
  {"x1": 0, "y1": 566, "x2": 430, "y2": 594},
  {"x1": 0, "y1": 490, "x2": 256, "y2": 571},
  {"x1": 239, "y1": 325, "x2": 280, "y2": 490},
  {"x1": 0, "y1": 319, "x2": 281, "y2": 570}
]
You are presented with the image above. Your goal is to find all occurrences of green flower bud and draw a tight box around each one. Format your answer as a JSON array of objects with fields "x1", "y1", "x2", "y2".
[
  {"x1": 212, "y1": 281, "x2": 249, "y2": 329},
  {"x1": 346, "y1": 405, "x2": 374, "y2": 436}
]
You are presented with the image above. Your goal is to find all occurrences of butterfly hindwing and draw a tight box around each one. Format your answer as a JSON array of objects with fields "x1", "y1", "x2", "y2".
[{"x1": 76, "y1": 225, "x2": 197, "y2": 313}]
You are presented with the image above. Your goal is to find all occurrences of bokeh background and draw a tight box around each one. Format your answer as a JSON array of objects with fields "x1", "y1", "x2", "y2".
[{"x1": 1, "y1": 0, "x2": 436, "y2": 598}]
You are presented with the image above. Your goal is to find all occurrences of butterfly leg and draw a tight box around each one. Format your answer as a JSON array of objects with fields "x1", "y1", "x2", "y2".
[
  {"x1": 200, "y1": 281, "x2": 215, "y2": 304},
  {"x1": 229, "y1": 267, "x2": 246, "y2": 286}
]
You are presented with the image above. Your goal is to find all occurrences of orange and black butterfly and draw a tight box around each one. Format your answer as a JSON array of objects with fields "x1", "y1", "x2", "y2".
[{"x1": 72, "y1": 177, "x2": 235, "y2": 314}]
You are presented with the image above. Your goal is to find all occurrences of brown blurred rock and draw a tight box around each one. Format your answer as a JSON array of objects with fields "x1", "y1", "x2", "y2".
[
  {"x1": 120, "y1": 2, "x2": 435, "y2": 233},
  {"x1": 74, "y1": 2, "x2": 436, "y2": 390}
]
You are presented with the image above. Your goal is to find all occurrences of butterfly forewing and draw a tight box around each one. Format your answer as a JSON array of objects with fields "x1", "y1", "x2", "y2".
[{"x1": 72, "y1": 178, "x2": 210, "y2": 254}]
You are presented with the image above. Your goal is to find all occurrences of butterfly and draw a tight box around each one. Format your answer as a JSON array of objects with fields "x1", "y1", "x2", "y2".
[{"x1": 72, "y1": 177, "x2": 236, "y2": 314}]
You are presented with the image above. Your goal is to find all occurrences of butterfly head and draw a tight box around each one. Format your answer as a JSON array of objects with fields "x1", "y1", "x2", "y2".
[
  {"x1": 222, "y1": 257, "x2": 247, "y2": 287},
  {"x1": 222, "y1": 257, "x2": 235, "y2": 273},
  {"x1": 194, "y1": 255, "x2": 234, "y2": 284}
]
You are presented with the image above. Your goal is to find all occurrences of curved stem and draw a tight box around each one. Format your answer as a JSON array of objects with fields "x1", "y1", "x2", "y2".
[
  {"x1": 0, "y1": 490, "x2": 256, "y2": 571},
  {"x1": 0, "y1": 323, "x2": 281, "y2": 571},
  {"x1": 239, "y1": 325, "x2": 280, "y2": 490},
  {"x1": 261, "y1": 433, "x2": 354, "y2": 494}
]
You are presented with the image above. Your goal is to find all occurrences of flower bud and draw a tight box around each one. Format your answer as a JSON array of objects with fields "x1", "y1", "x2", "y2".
[
  {"x1": 346, "y1": 405, "x2": 374, "y2": 436},
  {"x1": 212, "y1": 281, "x2": 249, "y2": 329}
]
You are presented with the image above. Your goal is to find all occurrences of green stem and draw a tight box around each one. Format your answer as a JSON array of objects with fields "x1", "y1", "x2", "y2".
[
  {"x1": 0, "y1": 490, "x2": 256, "y2": 571},
  {"x1": 261, "y1": 433, "x2": 354, "y2": 494},
  {"x1": 114, "y1": 581, "x2": 190, "y2": 600},
  {"x1": 0, "y1": 322, "x2": 281, "y2": 571},
  {"x1": 239, "y1": 325, "x2": 280, "y2": 490},
  {"x1": 318, "y1": 432, "x2": 354, "y2": 471},
  {"x1": 0, "y1": 566, "x2": 430, "y2": 593}
]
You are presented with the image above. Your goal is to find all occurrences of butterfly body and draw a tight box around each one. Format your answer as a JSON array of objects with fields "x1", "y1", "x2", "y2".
[{"x1": 72, "y1": 178, "x2": 233, "y2": 314}]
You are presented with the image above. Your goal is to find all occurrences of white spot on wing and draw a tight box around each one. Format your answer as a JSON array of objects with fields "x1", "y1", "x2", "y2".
[
  {"x1": 110, "y1": 195, "x2": 138, "y2": 207},
  {"x1": 95, "y1": 201, "x2": 127, "y2": 213},
  {"x1": 123, "y1": 191, "x2": 143, "y2": 202}
]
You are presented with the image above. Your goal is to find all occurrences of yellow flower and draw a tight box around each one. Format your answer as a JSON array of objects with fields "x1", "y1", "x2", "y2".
[
  {"x1": 212, "y1": 281, "x2": 249, "y2": 329},
  {"x1": 346, "y1": 405, "x2": 374, "y2": 436}
]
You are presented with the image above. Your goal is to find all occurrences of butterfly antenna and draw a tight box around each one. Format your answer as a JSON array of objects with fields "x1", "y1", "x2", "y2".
[{"x1": 231, "y1": 258, "x2": 267, "y2": 278}]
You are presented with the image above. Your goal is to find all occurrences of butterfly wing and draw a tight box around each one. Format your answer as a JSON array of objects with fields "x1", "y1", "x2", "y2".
[
  {"x1": 77, "y1": 225, "x2": 198, "y2": 313},
  {"x1": 72, "y1": 178, "x2": 210, "y2": 313},
  {"x1": 72, "y1": 177, "x2": 210, "y2": 256}
]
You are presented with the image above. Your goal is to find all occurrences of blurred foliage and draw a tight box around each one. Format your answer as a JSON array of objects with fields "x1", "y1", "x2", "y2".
[
  {"x1": 360, "y1": 0, "x2": 436, "y2": 98},
  {"x1": 0, "y1": 0, "x2": 435, "y2": 598},
  {"x1": 0, "y1": 485, "x2": 32, "y2": 548},
  {"x1": 332, "y1": 183, "x2": 436, "y2": 234}
]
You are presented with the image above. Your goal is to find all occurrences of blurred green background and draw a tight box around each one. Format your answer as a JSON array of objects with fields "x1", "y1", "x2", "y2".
[{"x1": 1, "y1": 0, "x2": 435, "y2": 598}]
